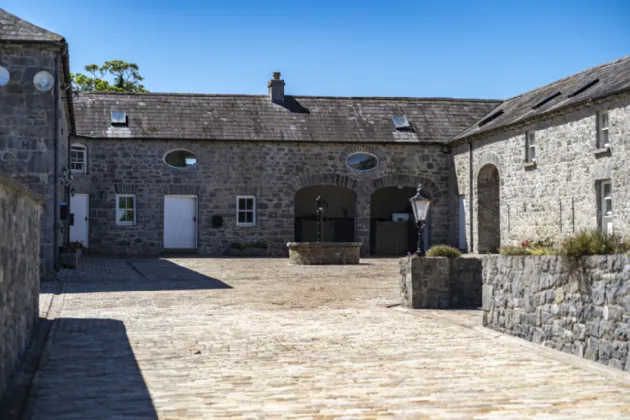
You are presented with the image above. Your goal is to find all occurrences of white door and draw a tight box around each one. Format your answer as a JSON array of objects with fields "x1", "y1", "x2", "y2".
[
  {"x1": 600, "y1": 180, "x2": 613, "y2": 234},
  {"x1": 164, "y1": 196, "x2": 197, "y2": 249},
  {"x1": 70, "y1": 194, "x2": 89, "y2": 247}
]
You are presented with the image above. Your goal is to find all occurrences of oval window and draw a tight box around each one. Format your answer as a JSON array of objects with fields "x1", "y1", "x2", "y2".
[
  {"x1": 346, "y1": 152, "x2": 379, "y2": 172},
  {"x1": 164, "y1": 149, "x2": 197, "y2": 168}
]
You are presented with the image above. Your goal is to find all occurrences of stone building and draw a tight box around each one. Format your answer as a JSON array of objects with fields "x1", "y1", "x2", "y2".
[
  {"x1": 69, "y1": 91, "x2": 497, "y2": 257},
  {"x1": 1, "y1": 8, "x2": 629, "y2": 268},
  {"x1": 0, "y1": 9, "x2": 75, "y2": 277},
  {"x1": 451, "y1": 56, "x2": 630, "y2": 253}
]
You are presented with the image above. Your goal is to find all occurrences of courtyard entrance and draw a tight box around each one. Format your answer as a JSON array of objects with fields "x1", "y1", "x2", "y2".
[
  {"x1": 370, "y1": 186, "x2": 428, "y2": 256},
  {"x1": 294, "y1": 186, "x2": 355, "y2": 242},
  {"x1": 477, "y1": 164, "x2": 500, "y2": 253}
]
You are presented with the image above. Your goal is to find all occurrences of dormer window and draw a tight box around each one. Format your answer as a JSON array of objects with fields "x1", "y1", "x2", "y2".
[
  {"x1": 526, "y1": 131, "x2": 536, "y2": 163},
  {"x1": 111, "y1": 111, "x2": 127, "y2": 125},
  {"x1": 597, "y1": 111, "x2": 609, "y2": 148}
]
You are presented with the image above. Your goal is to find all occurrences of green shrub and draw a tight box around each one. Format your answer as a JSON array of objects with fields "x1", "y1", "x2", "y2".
[
  {"x1": 426, "y1": 245, "x2": 462, "y2": 258},
  {"x1": 561, "y1": 230, "x2": 628, "y2": 264}
]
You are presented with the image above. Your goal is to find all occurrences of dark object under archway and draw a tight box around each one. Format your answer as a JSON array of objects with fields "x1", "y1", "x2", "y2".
[
  {"x1": 477, "y1": 164, "x2": 500, "y2": 253},
  {"x1": 294, "y1": 186, "x2": 356, "y2": 242}
]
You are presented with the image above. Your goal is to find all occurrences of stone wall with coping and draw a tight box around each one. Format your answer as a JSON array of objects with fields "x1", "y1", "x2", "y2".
[
  {"x1": 0, "y1": 174, "x2": 42, "y2": 399},
  {"x1": 0, "y1": 43, "x2": 71, "y2": 277},
  {"x1": 70, "y1": 139, "x2": 452, "y2": 257},
  {"x1": 453, "y1": 91, "x2": 630, "y2": 253},
  {"x1": 482, "y1": 254, "x2": 630, "y2": 371}
]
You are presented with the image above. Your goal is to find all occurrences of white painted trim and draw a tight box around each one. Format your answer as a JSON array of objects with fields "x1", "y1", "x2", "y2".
[
  {"x1": 600, "y1": 180, "x2": 612, "y2": 233},
  {"x1": 236, "y1": 195, "x2": 256, "y2": 227},
  {"x1": 164, "y1": 195, "x2": 198, "y2": 249},
  {"x1": 115, "y1": 194, "x2": 136, "y2": 226}
]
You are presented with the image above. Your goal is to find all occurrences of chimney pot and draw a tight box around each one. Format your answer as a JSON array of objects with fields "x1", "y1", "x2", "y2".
[{"x1": 273, "y1": 72, "x2": 281, "y2": 80}]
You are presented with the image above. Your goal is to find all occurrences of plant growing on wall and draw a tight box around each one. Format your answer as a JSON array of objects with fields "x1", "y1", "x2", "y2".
[{"x1": 71, "y1": 60, "x2": 148, "y2": 92}]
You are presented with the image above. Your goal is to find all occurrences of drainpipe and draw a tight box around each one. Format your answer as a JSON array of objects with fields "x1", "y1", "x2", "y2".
[
  {"x1": 468, "y1": 139, "x2": 474, "y2": 254},
  {"x1": 53, "y1": 54, "x2": 60, "y2": 271}
]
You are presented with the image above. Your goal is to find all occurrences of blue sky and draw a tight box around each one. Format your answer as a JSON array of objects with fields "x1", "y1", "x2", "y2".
[{"x1": 5, "y1": 0, "x2": 629, "y2": 98}]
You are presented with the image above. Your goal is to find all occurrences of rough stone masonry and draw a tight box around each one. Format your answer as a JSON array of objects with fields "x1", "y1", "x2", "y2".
[
  {"x1": 0, "y1": 174, "x2": 42, "y2": 398},
  {"x1": 482, "y1": 254, "x2": 630, "y2": 372}
]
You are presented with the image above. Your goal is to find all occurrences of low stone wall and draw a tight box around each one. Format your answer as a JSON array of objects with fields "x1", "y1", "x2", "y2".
[
  {"x1": 399, "y1": 257, "x2": 482, "y2": 309},
  {"x1": 482, "y1": 255, "x2": 630, "y2": 371},
  {"x1": 0, "y1": 174, "x2": 42, "y2": 398},
  {"x1": 286, "y1": 242, "x2": 361, "y2": 265}
]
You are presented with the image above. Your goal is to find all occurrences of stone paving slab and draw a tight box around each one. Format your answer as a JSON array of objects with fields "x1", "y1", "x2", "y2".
[{"x1": 24, "y1": 258, "x2": 630, "y2": 419}]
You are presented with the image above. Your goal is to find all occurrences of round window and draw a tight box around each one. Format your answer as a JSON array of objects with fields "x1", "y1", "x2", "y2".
[
  {"x1": 164, "y1": 149, "x2": 197, "y2": 168},
  {"x1": 346, "y1": 152, "x2": 379, "y2": 172}
]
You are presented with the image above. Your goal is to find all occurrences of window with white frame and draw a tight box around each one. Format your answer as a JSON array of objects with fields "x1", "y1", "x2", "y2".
[
  {"x1": 526, "y1": 131, "x2": 536, "y2": 162},
  {"x1": 70, "y1": 144, "x2": 87, "y2": 173},
  {"x1": 116, "y1": 194, "x2": 136, "y2": 226},
  {"x1": 236, "y1": 196, "x2": 256, "y2": 226},
  {"x1": 597, "y1": 111, "x2": 609, "y2": 148},
  {"x1": 600, "y1": 180, "x2": 612, "y2": 233}
]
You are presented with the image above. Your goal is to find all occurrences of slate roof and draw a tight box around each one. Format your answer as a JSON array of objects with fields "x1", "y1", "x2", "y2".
[
  {"x1": 0, "y1": 8, "x2": 64, "y2": 43},
  {"x1": 73, "y1": 93, "x2": 500, "y2": 144},
  {"x1": 453, "y1": 55, "x2": 630, "y2": 141}
]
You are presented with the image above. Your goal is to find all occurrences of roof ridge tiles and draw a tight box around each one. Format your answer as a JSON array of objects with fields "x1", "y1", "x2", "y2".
[{"x1": 78, "y1": 91, "x2": 502, "y2": 103}]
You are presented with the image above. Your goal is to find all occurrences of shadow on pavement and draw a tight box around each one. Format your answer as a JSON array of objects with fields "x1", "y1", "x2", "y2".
[
  {"x1": 22, "y1": 318, "x2": 158, "y2": 420},
  {"x1": 58, "y1": 257, "x2": 232, "y2": 293}
]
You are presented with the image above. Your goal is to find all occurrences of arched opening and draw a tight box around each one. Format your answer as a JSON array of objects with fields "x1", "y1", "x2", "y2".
[
  {"x1": 294, "y1": 186, "x2": 356, "y2": 242},
  {"x1": 477, "y1": 164, "x2": 500, "y2": 253},
  {"x1": 370, "y1": 187, "x2": 430, "y2": 256}
]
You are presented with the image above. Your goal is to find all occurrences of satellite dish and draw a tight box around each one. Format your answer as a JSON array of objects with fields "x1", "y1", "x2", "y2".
[
  {"x1": 33, "y1": 70, "x2": 55, "y2": 92},
  {"x1": 0, "y1": 66, "x2": 9, "y2": 87}
]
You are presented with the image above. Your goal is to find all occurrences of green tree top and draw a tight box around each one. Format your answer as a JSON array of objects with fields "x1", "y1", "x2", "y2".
[{"x1": 71, "y1": 60, "x2": 148, "y2": 93}]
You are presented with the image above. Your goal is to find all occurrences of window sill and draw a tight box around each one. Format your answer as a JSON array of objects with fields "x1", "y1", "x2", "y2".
[
  {"x1": 593, "y1": 147, "x2": 611, "y2": 157},
  {"x1": 236, "y1": 224, "x2": 256, "y2": 228},
  {"x1": 523, "y1": 161, "x2": 537, "y2": 170}
]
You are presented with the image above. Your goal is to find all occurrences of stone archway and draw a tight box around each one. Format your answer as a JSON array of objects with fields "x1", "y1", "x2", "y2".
[
  {"x1": 294, "y1": 185, "x2": 356, "y2": 242},
  {"x1": 477, "y1": 164, "x2": 500, "y2": 253}
]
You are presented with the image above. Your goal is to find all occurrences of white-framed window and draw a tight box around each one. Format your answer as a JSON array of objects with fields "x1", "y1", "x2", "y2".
[
  {"x1": 116, "y1": 194, "x2": 136, "y2": 226},
  {"x1": 236, "y1": 195, "x2": 256, "y2": 227},
  {"x1": 597, "y1": 111, "x2": 609, "y2": 148},
  {"x1": 526, "y1": 131, "x2": 536, "y2": 163},
  {"x1": 600, "y1": 180, "x2": 612, "y2": 233},
  {"x1": 70, "y1": 143, "x2": 87, "y2": 173}
]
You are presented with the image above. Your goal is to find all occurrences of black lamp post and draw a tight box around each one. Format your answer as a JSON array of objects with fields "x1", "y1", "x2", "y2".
[{"x1": 409, "y1": 184, "x2": 432, "y2": 256}]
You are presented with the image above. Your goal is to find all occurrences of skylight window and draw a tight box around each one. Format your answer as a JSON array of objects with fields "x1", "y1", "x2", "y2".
[
  {"x1": 392, "y1": 115, "x2": 412, "y2": 130},
  {"x1": 568, "y1": 79, "x2": 599, "y2": 98},
  {"x1": 111, "y1": 111, "x2": 127, "y2": 125},
  {"x1": 478, "y1": 110, "x2": 504, "y2": 127},
  {"x1": 532, "y1": 92, "x2": 561, "y2": 109}
]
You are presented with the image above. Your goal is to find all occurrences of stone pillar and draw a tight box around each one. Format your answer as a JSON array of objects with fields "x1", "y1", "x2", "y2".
[
  {"x1": 355, "y1": 194, "x2": 371, "y2": 256},
  {"x1": 399, "y1": 256, "x2": 450, "y2": 309}
]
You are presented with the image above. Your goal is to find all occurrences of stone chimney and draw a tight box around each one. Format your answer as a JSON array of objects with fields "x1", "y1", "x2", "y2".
[{"x1": 268, "y1": 72, "x2": 285, "y2": 104}]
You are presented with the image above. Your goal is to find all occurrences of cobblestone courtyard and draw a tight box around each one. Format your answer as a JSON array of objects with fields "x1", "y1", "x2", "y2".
[{"x1": 23, "y1": 258, "x2": 630, "y2": 419}]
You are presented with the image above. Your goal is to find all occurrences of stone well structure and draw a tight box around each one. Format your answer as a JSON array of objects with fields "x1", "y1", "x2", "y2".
[{"x1": 286, "y1": 242, "x2": 361, "y2": 265}]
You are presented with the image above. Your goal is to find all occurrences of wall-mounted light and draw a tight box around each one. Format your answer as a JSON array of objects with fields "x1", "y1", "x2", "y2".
[{"x1": 441, "y1": 145, "x2": 450, "y2": 154}]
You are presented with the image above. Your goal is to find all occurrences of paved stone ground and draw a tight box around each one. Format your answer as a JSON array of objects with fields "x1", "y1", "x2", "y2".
[{"x1": 26, "y1": 257, "x2": 630, "y2": 419}]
